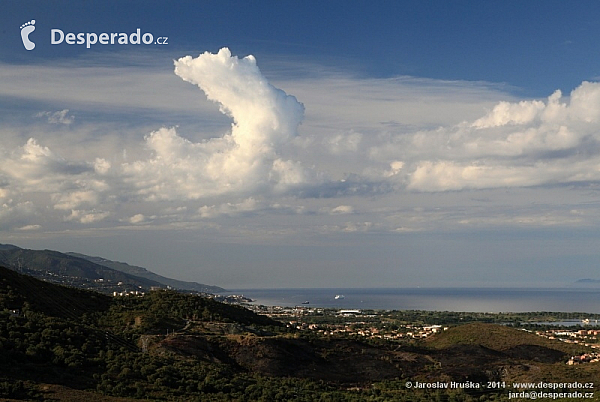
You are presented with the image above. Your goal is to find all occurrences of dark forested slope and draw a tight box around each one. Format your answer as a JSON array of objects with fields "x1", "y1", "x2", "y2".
[{"x1": 1, "y1": 267, "x2": 598, "y2": 401}]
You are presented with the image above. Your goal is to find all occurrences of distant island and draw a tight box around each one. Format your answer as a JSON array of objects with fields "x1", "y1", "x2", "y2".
[{"x1": 575, "y1": 278, "x2": 600, "y2": 286}]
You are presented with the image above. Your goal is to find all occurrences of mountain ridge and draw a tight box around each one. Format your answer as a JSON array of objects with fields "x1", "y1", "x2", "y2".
[
  {"x1": 66, "y1": 251, "x2": 224, "y2": 293},
  {"x1": 0, "y1": 244, "x2": 224, "y2": 294}
]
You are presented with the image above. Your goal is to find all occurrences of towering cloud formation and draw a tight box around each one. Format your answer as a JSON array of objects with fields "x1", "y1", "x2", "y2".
[
  {"x1": 175, "y1": 48, "x2": 304, "y2": 150},
  {"x1": 123, "y1": 48, "x2": 307, "y2": 201},
  {"x1": 136, "y1": 48, "x2": 306, "y2": 200},
  {"x1": 0, "y1": 48, "x2": 312, "y2": 230}
]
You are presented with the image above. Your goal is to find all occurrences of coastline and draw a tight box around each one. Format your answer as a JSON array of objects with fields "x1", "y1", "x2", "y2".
[{"x1": 226, "y1": 287, "x2": 600, "y2": 313}]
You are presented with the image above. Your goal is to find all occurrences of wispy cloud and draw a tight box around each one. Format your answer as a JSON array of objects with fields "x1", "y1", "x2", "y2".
[{"x1": 35, "y1": 109, "x2": 74, "y2": 125}]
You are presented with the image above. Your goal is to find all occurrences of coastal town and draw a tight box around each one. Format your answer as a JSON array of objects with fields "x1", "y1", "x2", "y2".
[
  {"x1": 246, "y1": 303, "x2": 600, "y2": 365},
  {"x1": 529, "y1": 327, "x2": 600, "y2": 365}
]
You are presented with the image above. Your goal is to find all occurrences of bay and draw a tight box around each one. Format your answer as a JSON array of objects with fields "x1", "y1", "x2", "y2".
[{"x1": 229, "y1": 288, "x2": 600, "y2": 313}]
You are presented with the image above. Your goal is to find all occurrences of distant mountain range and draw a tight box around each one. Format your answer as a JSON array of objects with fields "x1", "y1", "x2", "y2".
[
  {"x1": 66, "y1": 251, "x2": 224, "y2": 293},
  {"x1": 0, "y1": 244, "x2": 224, "y2": 294},
  {"x1": 574, "y1": 278, "x2": 600, "y2": 286}
]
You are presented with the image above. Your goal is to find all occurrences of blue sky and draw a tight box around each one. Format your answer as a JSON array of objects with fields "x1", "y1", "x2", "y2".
[{"x1": 2, "y1": 1, "x2": 600, "y2": 289}]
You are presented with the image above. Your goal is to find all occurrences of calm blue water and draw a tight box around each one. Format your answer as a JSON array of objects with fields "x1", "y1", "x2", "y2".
[{"x1": 229, "y1": 288, "x2": 600, "y2": 313}]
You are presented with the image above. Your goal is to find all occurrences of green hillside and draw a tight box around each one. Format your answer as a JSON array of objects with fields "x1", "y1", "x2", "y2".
[
  {"x1": 67, "y1": 252, "x2": 224, "y2": 293},
  {"x1": 1, "y1": 267, "x2": 599, "y2": 401},
  {"x1": 0, "y1": 244, "x2": 224, "y2": 295},
  {"x1": 426, "y1": 322, "x2": 585, "y2": 355},
  {"x1": 0, "y1": 247, "x2": 162, "y2": 288},
  {"x1": 0, "y1": 265, "x2": 111, "y2": 318},
  {"x1": 0, "y1": 267, "x2": 292, "y2": 401}
]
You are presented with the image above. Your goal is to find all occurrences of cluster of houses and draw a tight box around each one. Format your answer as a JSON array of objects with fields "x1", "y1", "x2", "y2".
[
  {"x1": 519, "y1": 327, "x2": 600, "y2": 365},
  {"x1": 567, "y1": 352, "x2": 600, "y2": 365},
  {"x1": 246, "y1": 305, "x2": 449, "y2": 340},
  {"x1": 112, "y1": 290, "x2": 145, "y2": 297},
  {"x1": 294, "y1": 321, "x2": 448, "y2": 340},
  {"x1": 218, "y1": 304, "x2": 600, "y2": 359},
  {"x1": 534, "y1": 328, "x2": 600, "y2": 347}
]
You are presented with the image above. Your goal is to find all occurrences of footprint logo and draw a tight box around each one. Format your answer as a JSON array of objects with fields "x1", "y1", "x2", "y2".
[{"x1": 20, "y1": 20, "x2": 36, "y2": 51}]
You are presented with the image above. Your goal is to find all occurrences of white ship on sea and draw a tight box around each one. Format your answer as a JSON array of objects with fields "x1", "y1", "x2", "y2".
[{"x1": 334, "y1": 294, "x2": 345, "y2": 300}]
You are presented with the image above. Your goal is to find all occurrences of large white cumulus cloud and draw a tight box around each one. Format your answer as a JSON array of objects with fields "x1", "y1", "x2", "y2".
[
  {"x1": 175, "y1": 48, "x2": 304, "y2": 148},
  {"x1": 0, "y1": 48, "x2": 315, "y2": 231},
  {"x1": 121, "y1": 48, "x2": 308, "y2": 201},
  {"x1": 374, "y1": 81, "x2": 600, "y2": 191},
  {"x1": 122, "y1": 48, "x2": 307, "y2": 201},
  {"x1": 159, "y1": 48, "x2": 307, "y2": 196},
  {"x1": 0, "y1": 138, "x2": 111, "y2": 227}
]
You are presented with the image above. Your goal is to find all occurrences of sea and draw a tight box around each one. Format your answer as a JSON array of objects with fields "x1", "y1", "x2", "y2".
[{"x1": 229, "y1": 287, "x2": 600, "y2": 314}]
